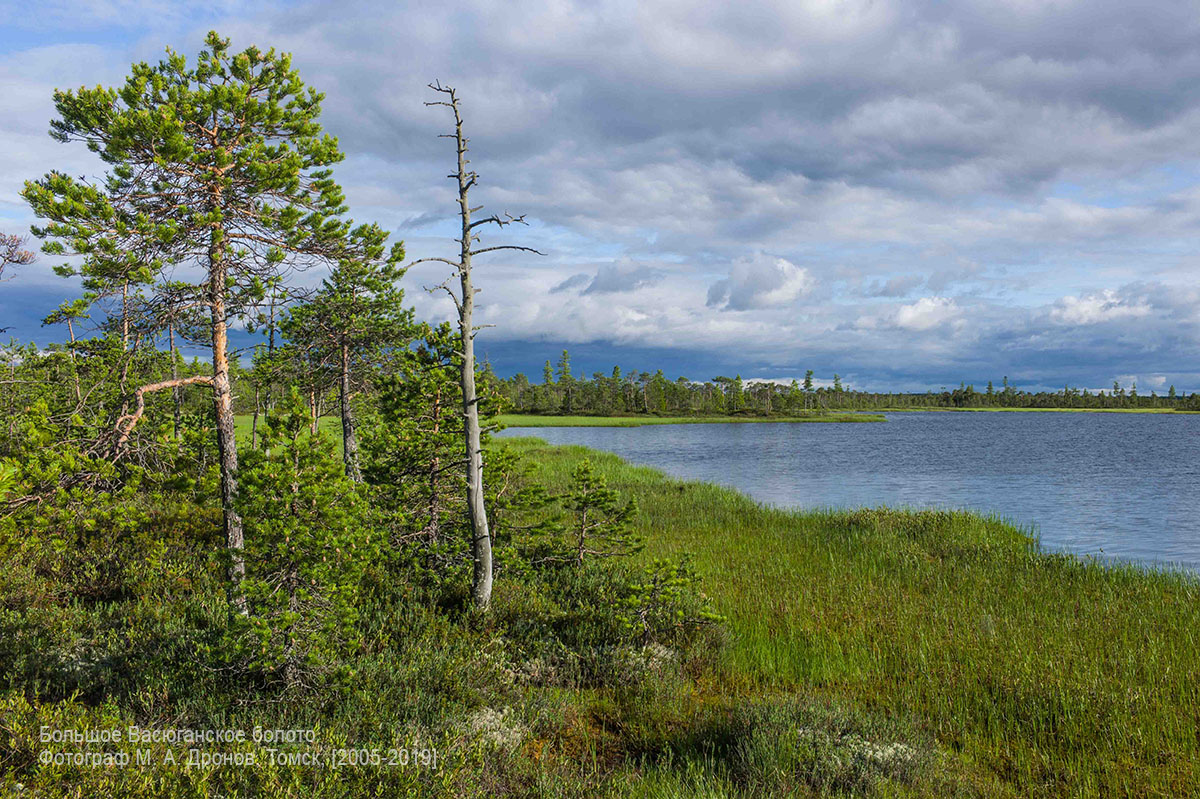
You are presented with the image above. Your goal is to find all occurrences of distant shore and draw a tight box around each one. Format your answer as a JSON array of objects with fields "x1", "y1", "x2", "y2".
[{"x1": 495, "y1": 413, "x2": 885, "y2": 427}]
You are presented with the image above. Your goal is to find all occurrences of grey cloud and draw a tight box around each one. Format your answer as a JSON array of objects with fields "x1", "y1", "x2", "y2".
[
  {"x1": 550, "y1": 273, "x2": 590, "y2": 293},
  {"x1": 581, "y1": 260, "x2": 666, "y2": 295},
  {"x1": 6, "y1": 1, "x2": 1200, "y2": 391},
  {"x1": 864, "y1": 275, "x2": 924, "y2": 297}
]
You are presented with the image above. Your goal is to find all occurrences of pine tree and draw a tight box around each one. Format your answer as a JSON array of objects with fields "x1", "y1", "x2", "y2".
[
  {"x1": 233, "y1": 389, "x2": 373, "y2": 689},
  {"x1": 283, "y1": 242, "x2": 411, "y2": 482},
  {"x1": 549, "y1": 460, "x2": 640, "y2": 567},
  {"x1": 25, "y1": 32, "x2": 362, "y2": 607}
]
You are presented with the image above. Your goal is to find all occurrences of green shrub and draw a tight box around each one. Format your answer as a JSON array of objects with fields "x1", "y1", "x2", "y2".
[{"x1": 230, "y1": 390, "x2": 376, "y2": 690}]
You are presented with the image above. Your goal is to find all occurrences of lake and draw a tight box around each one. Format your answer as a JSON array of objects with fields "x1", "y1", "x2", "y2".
[{"x1": 500, "y1": 412, "x2": 1200, "y2": 571}]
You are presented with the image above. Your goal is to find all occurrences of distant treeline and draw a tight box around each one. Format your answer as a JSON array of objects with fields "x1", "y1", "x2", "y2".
[{"x1": 494, "y1": 350, "x2": 1200, "y2": 416}]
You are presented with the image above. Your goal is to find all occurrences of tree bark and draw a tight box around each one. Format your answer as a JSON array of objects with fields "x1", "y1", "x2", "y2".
[
  {"x1": 426, "y1": 385, "x2": 443, "y2": 544},
  {"x1": 67, "y1": 318, "x2": 81, "y2": 403},
  {"x1": 309, "y1": 389, "x2": 318, "y2": 435},
  {"x1": 450, "y1": 92, "x2": 493, "y2": 610},
  {"x1": 169, "y1": 322, "x2": 182, "y2": 440},
  {"x1": 121, "y1": 279, "x2": 129, "y2": 350},
  {"x1": 209, "y1": 230, "x2": 246, "y2": 613},
  {"x1": 251, "y1": 386, "x2": 260, "y2": 450},
  {"x1": 338, "y1": 341, "x2": 361, "y2": 482}
]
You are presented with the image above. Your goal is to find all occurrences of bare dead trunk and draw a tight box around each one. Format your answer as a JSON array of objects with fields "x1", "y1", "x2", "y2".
[
  {"x1": 460, "y1": 265, "x2": 492, "y2": 610},
  {"x1": 448, "y1": 90, "x2": 493, "y2": 610},
  {"x1": 339, "y1": 341, "x2": 361, "y2": 482},
  {"x1": 424, "y1": 83, "x2": 539, "y2": 608},
  {"x1": 209, "y1": 231, "x2": 246, "y2": 613}
]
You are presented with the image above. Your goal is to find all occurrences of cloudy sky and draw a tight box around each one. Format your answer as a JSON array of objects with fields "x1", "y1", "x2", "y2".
[{"x1": 2, "y1": 0, "x2": 1200, "y2": 392}]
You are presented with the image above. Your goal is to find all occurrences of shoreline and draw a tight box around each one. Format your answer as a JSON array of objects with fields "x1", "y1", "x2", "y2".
[{"x1": 505, "y1": 435, "x2": 1200, "y2": 793}]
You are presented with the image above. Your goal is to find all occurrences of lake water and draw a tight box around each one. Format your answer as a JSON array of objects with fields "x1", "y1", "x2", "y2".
[{"x1": 499, "y1": 412, "x2": 1200, "y2": 571}]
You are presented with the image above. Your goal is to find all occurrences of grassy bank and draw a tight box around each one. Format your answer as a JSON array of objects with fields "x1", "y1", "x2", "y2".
[
  {"x1": 879, "y1": 406, "x2": 1198, "y2": 414},
  {"x1": 496, "y1": 413, "x2": 884, "y2": 427},
  {"x1": 505, "y1": 437, "x2": 1200, "y2": 797}
]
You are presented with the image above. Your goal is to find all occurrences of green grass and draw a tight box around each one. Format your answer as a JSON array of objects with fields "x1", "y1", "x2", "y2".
[
  {"x1": 503, "y1": 436, "x2": 1200, "y2": 797},
  {"x1": 496, "y1": 413, "x2": 884, "y2": 427},
  {"x1": 879, "y1": 405, "x2": 1198, "y2": 414},
  {"x1": 234, "y1": 413, "x2": 343, "y2": 441}
]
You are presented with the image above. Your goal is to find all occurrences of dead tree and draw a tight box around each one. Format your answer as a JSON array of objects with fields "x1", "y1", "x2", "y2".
[{"x1": 414, "y1": 82, "x2": 543, "y2": 610}]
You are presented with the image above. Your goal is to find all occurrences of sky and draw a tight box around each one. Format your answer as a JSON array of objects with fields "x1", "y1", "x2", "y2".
[{"x1": 2, "y1": 0, "x2": 1199, "y2": 393}]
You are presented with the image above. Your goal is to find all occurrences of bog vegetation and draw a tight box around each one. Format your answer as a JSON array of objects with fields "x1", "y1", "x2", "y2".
[{"x1": 2, "y1": 31, "x2": 1198, "y2": 799}]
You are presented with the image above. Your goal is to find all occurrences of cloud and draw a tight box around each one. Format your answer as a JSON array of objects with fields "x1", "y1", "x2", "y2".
[
  {"x1": 1051, "y1": 289, "x2": 1153, "y2": 325},
  {"x1": 707, "y1": 254, "x2": 814, "y2": 311},
  {"x1": 864, "y1": 274, "x2": 924, "y2": 297},
  {"x1": 581, "y1": 259, "x2": 666, "y2": 295},
  {"x1": 550, "y1": 273, "x2": 590, "y2": 293},
  {"x1": 4, "y1": 1, "x2": 1200, "y2": 390},
  {"x1": 893, "y1": 296, "x2": 960, "y2": 331}
]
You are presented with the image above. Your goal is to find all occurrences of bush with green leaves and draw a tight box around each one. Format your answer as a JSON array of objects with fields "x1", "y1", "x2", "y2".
[{"x1": 231, "y1": 390, "x2": 376, "y2": 690}]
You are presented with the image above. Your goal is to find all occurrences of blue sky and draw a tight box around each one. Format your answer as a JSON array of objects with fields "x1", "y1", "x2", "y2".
[{"x1": 2, "y1": 0, "x2": 1200, "y2": 393}]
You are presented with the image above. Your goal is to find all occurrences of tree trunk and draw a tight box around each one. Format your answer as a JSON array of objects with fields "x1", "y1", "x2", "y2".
[
  {"x1": 209, "y1": 231, "x2": 246, "y2": 613},
  {"x1": 121, "y1": 278, "x2": 130, "y2": 350},
  {"x1": 67, "y1": 318, "x2": 81, "y2": 403},
  {"x1": 426, "y1": 385, "x2": 443, "y2": 544},
  {"x1": 169, "y1": 322, "x2": 182, "y2": 440},
  {"x1": 265, "y1": 292, "x2": 277, "y2": 427},
  {"x1": 339, "y1": 341, "x2": 361, "y2": 482},
  {"x1": 309, "y1": 389, "x2": 318, "y2": 435},
  {"x1": 452, "y1": 96, "x2": 493, "y2": 611},
  {"x1": 251, "y1": 386, "x2": 260, "y2": 450}
]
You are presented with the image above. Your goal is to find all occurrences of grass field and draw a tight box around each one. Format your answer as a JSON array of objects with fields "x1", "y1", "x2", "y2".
[
  {"x1": 233, "y1": 413, "x2": 343, "y2": 440},
  {"x1": 495, "y1": 413, "x2": 884, "y2": 427},
  {"x1": 879, "y1": 405, "x2": 1199, "y2": 414},
  {"x1": 221, "y1": 412, "x2": 1200, "y2": 794},
  {"x1": 505, "y1": 436, "x2": 1200, "y2": 797}
]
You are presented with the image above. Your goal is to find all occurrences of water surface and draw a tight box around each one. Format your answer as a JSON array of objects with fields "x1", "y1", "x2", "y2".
[{"x1": 500, "y1": 412, "x2": 1200, "y2": 571}]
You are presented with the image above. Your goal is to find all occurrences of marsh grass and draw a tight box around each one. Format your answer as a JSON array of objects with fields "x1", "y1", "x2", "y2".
[
  {"x1": 881, "y1": 406, "x2": 1198, "y2": 414},
  {"x1": 505, "y1": 437, "x2": 1200, "y2": 797}
]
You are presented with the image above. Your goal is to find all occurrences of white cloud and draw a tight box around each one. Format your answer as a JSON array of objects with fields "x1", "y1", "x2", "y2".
[
  {"x1": 893, "y1": 296, "x2": 961, "y2": 331},
  {"x1": 707, "y1": 254, "x2": 813, "y2": 311},
  {"x1": 1051, "y1": 289, "x2": 1152, "y2": 325}
]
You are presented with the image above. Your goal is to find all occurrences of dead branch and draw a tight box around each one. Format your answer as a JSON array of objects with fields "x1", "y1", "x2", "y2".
[{"x1": 114, "y1": 374, "x2": 214, "y2": 451}]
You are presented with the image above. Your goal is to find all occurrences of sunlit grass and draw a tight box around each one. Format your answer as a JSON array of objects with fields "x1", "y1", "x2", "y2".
[
  {"x1": 505, "y1": 436, "x2": 1200, "y2": 796},
  {"x1": 233, "y1": 414, "x2": 343, "y2": 441},
  {"x1": 882, "y1": 406, "x2": 1197, "y2": 414}
]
